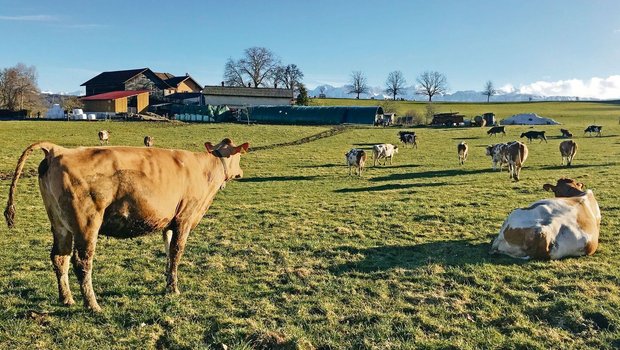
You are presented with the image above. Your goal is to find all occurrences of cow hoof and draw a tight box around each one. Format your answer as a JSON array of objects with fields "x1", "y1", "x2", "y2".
[
  {"x1": 166, "y1": 286, "x2": 180, "y2": 295},
  {"x1": 62, "y1": 298, "x2": 75, "y2": 306},
  {"x1": 88, "y1": 304, "x2": 102, "y2": 313}
]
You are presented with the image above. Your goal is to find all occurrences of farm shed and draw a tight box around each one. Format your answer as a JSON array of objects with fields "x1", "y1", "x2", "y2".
[
  {"x1": 431, "y1": 112, "x2": 465, "y2": 126},
  {"x1": 247, "y1": 106, "x2": 384, "y2": 125},
  {"x1": 203, "y1": 86, "x2": 294, "y2": 107},
  {"x1": 81, "y1": 90, "x2": 149, "y2": 114}
]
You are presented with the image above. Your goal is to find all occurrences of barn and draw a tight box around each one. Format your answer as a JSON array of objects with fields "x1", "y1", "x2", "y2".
[
  {"x1": 246, "y1": 106, "x2": 384, "y2": 125},
  {"x1": 81, "y1": 90, "x2": 149, "y2": 114}
]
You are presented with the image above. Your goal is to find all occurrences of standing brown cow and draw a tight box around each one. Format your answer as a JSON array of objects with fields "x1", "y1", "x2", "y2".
[
  {"x1": 4, "y1": 138, "x2": 249, "y2": 311},
  {"x1": 560, "y1": 140, "x2": 577, "y2": 166},
  {"x1": 457, "y1": 141, "x2": 468, "y2": 165}
]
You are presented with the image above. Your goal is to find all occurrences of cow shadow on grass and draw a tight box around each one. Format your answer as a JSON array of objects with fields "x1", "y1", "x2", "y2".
[
  {"x1": 371, "y1": 168, "x2": 490, "y2": 182},
  {"x1": 330, "y1": 239, "x2": 524, "y2": 275},
  {"x1": 451, "y1": 136, "x2": 482, "y2": 140},
  {"x1": 238, "y1": 175, "x2": 318, "y2": 183},
  {"x1": 334, "y1": 182, "x2": 448, "y2": 193}
]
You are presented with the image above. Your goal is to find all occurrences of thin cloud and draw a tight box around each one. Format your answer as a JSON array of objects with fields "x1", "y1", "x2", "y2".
[
  {"x1": 517, "y1": 75, "x2": 620, "y2": 99},
  {"x1": 55, "y1": 23, "x2": 108, "y2": 29},
  {"x1": 0, "y1": 14, "x2": 58, "y2": 21},
  {"x1": 614, "y1": 29, "x2": 620, "y2": 33}
]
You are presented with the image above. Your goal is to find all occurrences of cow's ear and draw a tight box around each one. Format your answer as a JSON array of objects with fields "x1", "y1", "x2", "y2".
[
  {"x1": 231, "y1": 142, "x2": 249, "y2": 155},
  {"x1": 576, "y1": 182, "x2": 585, "y2": 190},
  {"x1": 543, "y1": 184, "x2": 555, "y2": 191},
  {"x1": 204, "y1": 142, "x2": 215, "y2": 153}
]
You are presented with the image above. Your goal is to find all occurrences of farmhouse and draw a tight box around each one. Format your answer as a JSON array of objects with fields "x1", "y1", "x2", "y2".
[
  {"x1": 80, "y1": 90, "x2": 149, "y2": 114},
  {"x1": 203, "y1": 86, "x2": 294, "y2": 107},
  {"x1": 246, "y1": 106, "x2": 384, "y2": 125}
]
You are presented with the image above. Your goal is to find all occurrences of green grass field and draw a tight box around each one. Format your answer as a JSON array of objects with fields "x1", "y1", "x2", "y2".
[{"x1": 0, "y1": 101, "x2": 619, "y2": 349}]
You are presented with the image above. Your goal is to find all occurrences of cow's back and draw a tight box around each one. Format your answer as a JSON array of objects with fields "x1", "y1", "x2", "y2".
[{"x1": 40, "y1": 147, "x2": 215, "y2": 237}]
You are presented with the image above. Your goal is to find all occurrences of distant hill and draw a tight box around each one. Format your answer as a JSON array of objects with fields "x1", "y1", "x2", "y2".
[{"x1": 308, "y1": 84, "x2": 595, "y2": 102}]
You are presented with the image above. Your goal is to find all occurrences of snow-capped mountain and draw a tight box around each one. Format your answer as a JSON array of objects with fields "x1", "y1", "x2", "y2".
[{"x1": 308, "y1": 85, "x2": 594, "y2": 102}]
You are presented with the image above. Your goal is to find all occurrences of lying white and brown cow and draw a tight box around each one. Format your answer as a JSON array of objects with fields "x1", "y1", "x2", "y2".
[
  {"x1": 98, "y1": 130, "x2": 110, "y2": 145},
  {"x1": 486, "y1": 141, "x2": 528, "y2": 181},
  {"x1": 490, "y1": 178, "x2": 601, "y2": 260},
  {"x1": 4, "y1": 138, "x2": 249, "y2": 311},
  {"x1": 345, "y1": 148, "x2": 367, "y2": 176},
  {"x1": 372, "y1": 143, "x2": 398, "y2": 166},
  {"x1": 457, "y1": 141, "x2": 468, "y2": 165},
  {"x1": 560, "y1": 140, "x2": 577, "y2": 166}
]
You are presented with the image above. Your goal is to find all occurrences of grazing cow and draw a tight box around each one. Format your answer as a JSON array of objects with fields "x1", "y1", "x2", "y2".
[
  {"x1": 487, "y1": 126, "x2": 506, "y2": 136},
  {"x1": 490, "y1": 178, "x2": 601, "y2": 260},
  {"x1": 98, "y1": 130, "x2": 110, "y2": 145},
  {"x1": 584, "y1": 125, "x2": 602, "y2": 137},
  {"x1": 372, "y1": 144, "x2": 398, "y2": 166},
  {"x1": 345, "y1": 148, "x2": 367, "y2": 176},
  {"x1": 398, "y1": 131, "x2": 417, "y2": 148},
  {"x1": 144, "y1": 136, "x2": 154, "y2": 147},
  {"x1": 560, "y1": 128, "x2": 573, "y2": 138},
  {"x1": 560, "y1": 140, "x2": 577, "y2": 166},
  {"x1": 486, "y1": 141, "x2": 528, "y2": 180},
  {"x1": 457, "y1": 142, "x2": 468, "y2": 165},
  {"x1": 520, "y1": 130, "x2": 547, "y2": 143},
  {"x1": 4, "y1": 138, "x2": 249, "y2": 311}
]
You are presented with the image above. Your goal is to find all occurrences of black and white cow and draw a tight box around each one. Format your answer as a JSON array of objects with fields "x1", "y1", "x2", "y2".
[
  {"x1": 584, "y1": 125, "x2": 602, "y2": 137},
  {"x1": 398, "y1": 131, "x2": 417, "y2": 148},
  {"x1": 487, "y1": 126, "x2": 506, "y2": 136},
  {"x1": 345, "y1": 148, "x2": 367, "y2": 176},
  {"x1": 520, "y1": 131, "x2": 547, "y2": 143},
  {"x1": 372, "y1": 144, "x2": 398, "y2": 166}
]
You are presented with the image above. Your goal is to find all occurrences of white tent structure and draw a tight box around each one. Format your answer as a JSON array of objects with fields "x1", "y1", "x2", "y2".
[{"x1": 500, "y1": 113, "x2": 560, "y2": 125}]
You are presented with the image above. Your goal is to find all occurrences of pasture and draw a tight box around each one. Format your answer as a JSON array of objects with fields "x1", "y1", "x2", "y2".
[{"x1": 0, "y1": 102, "x2": 619, "y2": 349}]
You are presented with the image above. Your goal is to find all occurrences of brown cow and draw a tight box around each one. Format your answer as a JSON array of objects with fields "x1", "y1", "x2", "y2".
[
  {"x1": 98, "y1": 130, "x2": 109, "y2": 145},
  {"x1": 560, "y1": 140, "x2": 577, "y2": 166},
  {"x1": 4, "y1": 138, "x2": 249, "y2": 311},
  {"x1": 457, "y1": 142, "x2": 468, "y2": 165},
  {"x1": 144, "y1": 136, "x2": 154, "y2": 147},
  {"x1": 489, "y1": 141, "x2": 528, "y2": 181}
]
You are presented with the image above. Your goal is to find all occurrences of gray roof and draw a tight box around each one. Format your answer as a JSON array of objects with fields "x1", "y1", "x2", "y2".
[{"x1": 203, "y1": 86, "x2": 293, "y2": 98}]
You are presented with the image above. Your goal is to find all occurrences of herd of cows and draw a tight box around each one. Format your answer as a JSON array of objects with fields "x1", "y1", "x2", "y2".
[{"x1": 0, "y1": 123, "x2": 604, "y2": 311}]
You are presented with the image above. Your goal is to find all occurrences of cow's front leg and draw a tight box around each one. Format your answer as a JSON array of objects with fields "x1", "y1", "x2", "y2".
[
  {"x1": 50, "y1": 227, "x2": 74, "y2": 306},
  {"x1": 166, "y1": 227, "x2": 190, "y2": 294},
  {"x1": 72, "y1": 234, "x2": 100, "y2": 312}
]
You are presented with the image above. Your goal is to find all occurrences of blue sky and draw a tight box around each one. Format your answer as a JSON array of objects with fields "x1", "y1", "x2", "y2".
[{"x1": 1, "y1": 0, "x2": 619, "y2": 97}]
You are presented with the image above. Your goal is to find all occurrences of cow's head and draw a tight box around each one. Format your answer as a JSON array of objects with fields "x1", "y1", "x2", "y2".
[
  {"x1": 393, "y1": 145, "x2": 399, "y2": 153},
  {"x1": 520, "y1": 132, "x2": 526, "y2": 138},
  {"x1": 205, "y1": 138, "x2": 249, "y2": 181},
  {"x1": 543, "y1": 178, "x2": 585, "y2": 197},
  {"x1": 485, "y1": 145, "x2": 495, "y2": 156}
]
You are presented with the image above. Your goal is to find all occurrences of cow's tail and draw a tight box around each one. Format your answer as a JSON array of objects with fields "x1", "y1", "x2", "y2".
[{"x1": 4, "y1": 142, "x2": 58, "y2": 229}]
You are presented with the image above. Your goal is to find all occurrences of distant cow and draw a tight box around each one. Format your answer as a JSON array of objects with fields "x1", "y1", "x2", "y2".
[
  {"x1": 487, "y1": 126, "x2": 506, "y2": 136},
  {"x1": 584, "y1": 125, "x2": 602, "y2": 137},
  {"x1": 345, "y1": 148, "x2": 367, "y2": 176},
  {"x1": 520, "y1": 130, "x2": 547, "y2": 143},
  {"x1": 486, "y1": 141, "x2": 528, "y2": 180},
  {"x1": 3, "y1": 138, "x2": 249, "y2": 311},
  {"x1": 560, "y1": 128, "x2": 573, "y2": 138},
  {"x1": 98, "y1": 130, "x2": 110, "y2": 145},
  {"x1": 560, "y1": 140, "x2": 577, "y2": 166},
  {"x1": 373, "y1": 144, "x2": 398, "y2": 166},
  {"x1": 398, "y1": 131, "x2": 417, "y2": 148},
  {"x1": 144, "y1": 136, "x2": 154, "y2": 147},
  {"x1": 490, "y1": 178, "x2": 601, "y2": 260},
  {"x1": 457, "y1": 142, "x2": 468, "y2": 165}
]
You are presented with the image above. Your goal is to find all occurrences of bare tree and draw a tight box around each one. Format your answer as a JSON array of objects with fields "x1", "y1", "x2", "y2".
[
  {"x1": 482, "y1": 80, "x2": 496, "y2": 102},
  {"x1": 318, "y1": 86, "x2": 326, "y2": 95},
  {"x1": 0, "y1": 63, "x2": 40, "y2": 111},
  {"x1": 223, "y1": 47, "x2": 281, "y2": 88},
  {"x1": 347, "y1": 71, "x2": 369, "y2": 99},
  {"x1": 385, "y1": 70, "x2": 407, "y2": 100},
  {"x1": 274, "y1": 64, "x2": 304, "y2": 90},
  {"x1": 416, "y1": 71, "x2": 447, "y2": 102}
]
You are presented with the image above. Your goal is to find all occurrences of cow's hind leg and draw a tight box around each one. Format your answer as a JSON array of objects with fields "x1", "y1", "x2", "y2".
[
  {"x1": 72, "y1": 232, "x2": 101, "y2": 312},
  {"x1": 50, "y1": 226, "x2": 75, "y2": 306},
  {"x1": 166, "y1": 225, "x2": 191, "y2": 295}
]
